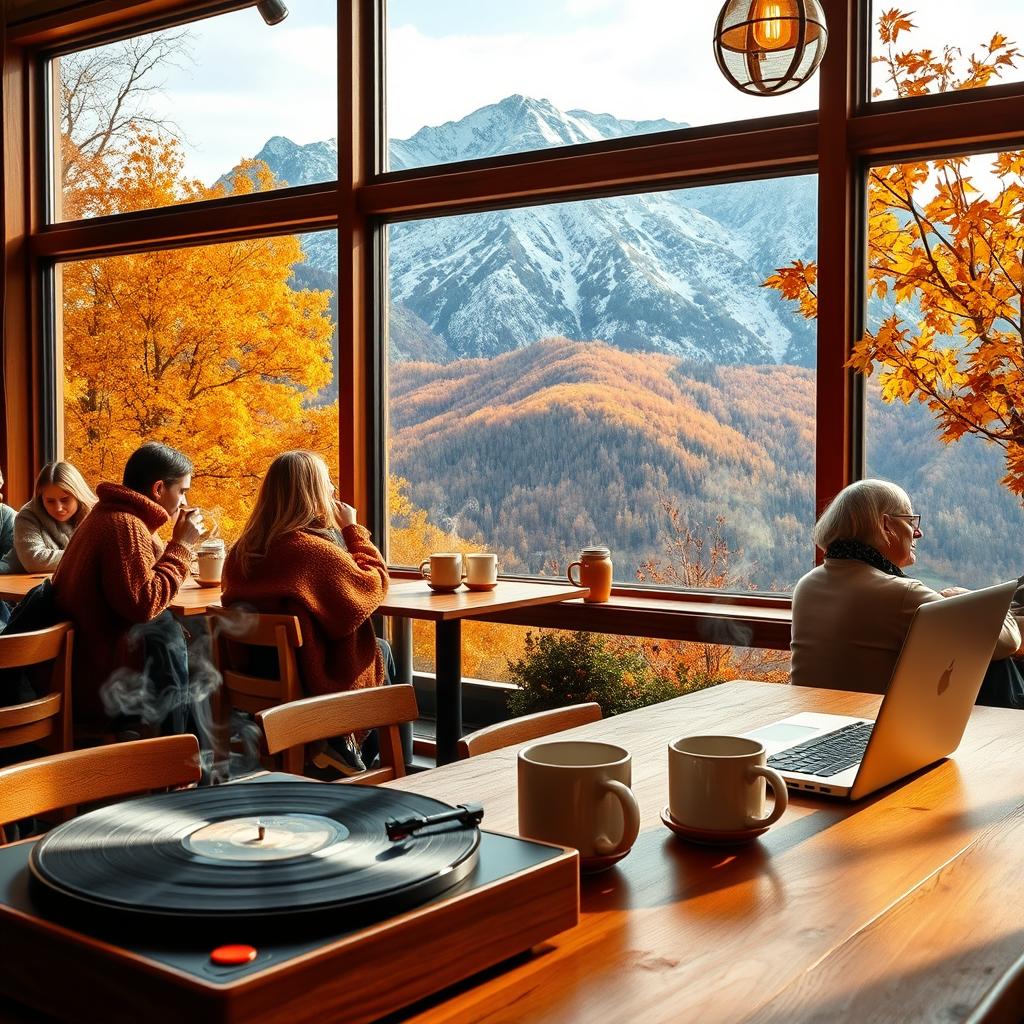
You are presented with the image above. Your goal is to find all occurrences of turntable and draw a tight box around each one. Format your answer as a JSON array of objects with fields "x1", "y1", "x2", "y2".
[{"x1": 0, "y1": 777, "x2": 579, "y2": 1024}]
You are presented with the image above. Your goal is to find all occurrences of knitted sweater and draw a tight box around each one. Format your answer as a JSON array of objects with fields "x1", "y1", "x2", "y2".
[
  {"x1": 52, "y1": 483, "x2": 193, "y2": 723},
  {"x1": 221, "y1": 524, "x2": 388, "y2": 697},
  {"x1": 5, "y1": 496, "x2": 77, "y2": 572},
  {"x1": 0, "y1": 505, "x2": 14, "y2": 574}
]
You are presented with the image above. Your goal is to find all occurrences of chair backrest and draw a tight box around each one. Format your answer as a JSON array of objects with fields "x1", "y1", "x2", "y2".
[
  {"x1": 258, "y1": 685, "x2": 418, "y2": 784},
  {"x1": 0, "y1": 622, "x2": 74, "y2": 755},
  {"x1": 0, "y1": 734, "x2": 201, "y2": 844},
  {"x1": 208, "y1": 607, "x2": 304, "y2": 772},
  {"x1": 457, "y1": 702, "x2": 603, "y2": 759}
]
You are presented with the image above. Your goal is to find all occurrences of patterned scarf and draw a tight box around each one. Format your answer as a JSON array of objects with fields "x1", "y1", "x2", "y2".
[{"x1": 824, "y1": 538, "x2": 906, "y2": 578}]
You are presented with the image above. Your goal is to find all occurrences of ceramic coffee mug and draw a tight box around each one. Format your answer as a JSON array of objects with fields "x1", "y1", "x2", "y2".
[
  {"x1": 668, "y1": 735, "x2": 788, "y2": 832},
  {"x1": 465, "y1": 552, "x2": 498, "y2": 591},
  {"x1": 518, "y1": 740, "x2": 641, "y2": 867},
  {"x1": 419, "y1": 552, "x2": 464, "y2": 590},
  {"x1": 195, "y1": 539, "x2": 226, "y2": 587}
]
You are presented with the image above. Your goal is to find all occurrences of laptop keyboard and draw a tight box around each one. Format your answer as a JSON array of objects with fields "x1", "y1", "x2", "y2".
[{"x1": 767, "y1": 721, "x2": 874, "y2": 777}]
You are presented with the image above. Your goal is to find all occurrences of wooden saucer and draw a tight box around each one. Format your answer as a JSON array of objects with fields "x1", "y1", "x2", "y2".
[
  {"x1": 464, "y1": 581, "x2": 497, "y2": 592},
  {"x1": 579, "y1": 849, "x2": 631, "y2": 873},
  {"x1": 660, "y1": 806, "x2": 770, "y2": 846},
  {"x1": 426, "y1": 582, "x2": 462, "y2": 594}
]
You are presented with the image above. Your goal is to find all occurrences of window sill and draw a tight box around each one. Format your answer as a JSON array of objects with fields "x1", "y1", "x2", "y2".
[{"x1": 387, "y1": 570, "x2": 792, "y2": 651}]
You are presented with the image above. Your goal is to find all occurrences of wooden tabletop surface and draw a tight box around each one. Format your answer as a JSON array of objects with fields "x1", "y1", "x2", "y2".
[
  {"x1": 378, "y1": 579, "x2": 589, "y2": 622},
  {"x1": 385, "y1": 680, "x2": 1024, "y2": 1023},
  {"x1": 0, "y1": 573, "x2": 219, "y2": 617}
]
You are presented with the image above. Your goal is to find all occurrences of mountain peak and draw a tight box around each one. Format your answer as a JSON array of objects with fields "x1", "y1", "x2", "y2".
[{"x1": 388, "y1": 94, "x2": 689, "y2": 172}]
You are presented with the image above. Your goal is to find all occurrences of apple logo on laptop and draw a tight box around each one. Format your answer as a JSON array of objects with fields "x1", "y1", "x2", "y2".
[{"x1": 937, "y1": 659, "x2": 955, "y2": 695}]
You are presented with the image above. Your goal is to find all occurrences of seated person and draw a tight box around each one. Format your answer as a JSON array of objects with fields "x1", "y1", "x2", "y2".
[
  {"x1": 791, "y1": 479, "x2": 1021, "y2": 703},
  {"x1": 5, "y1": 461, "x2": 97, "y2": 573},
  {"x1": 52, "y1": 442, "x2": 204, "y2": 730},
  {"x1": 222, "y1": 450, "x2": 409, "y2": 773}
]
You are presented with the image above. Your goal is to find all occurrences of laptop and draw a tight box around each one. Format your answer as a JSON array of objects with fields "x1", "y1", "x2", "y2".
[{"x1": 745, "y1": 579, "x2": 1018, "y2": 801}]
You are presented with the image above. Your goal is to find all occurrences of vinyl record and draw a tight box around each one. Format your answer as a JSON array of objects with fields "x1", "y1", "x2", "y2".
[{"x1": 29, "y1": 783, "x2": 480, "y2": 921}]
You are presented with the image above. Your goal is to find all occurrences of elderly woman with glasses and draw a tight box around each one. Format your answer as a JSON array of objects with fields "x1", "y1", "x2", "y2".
[{"x1": 790, "y1": 479, "x2": 1021, "y2": 702}]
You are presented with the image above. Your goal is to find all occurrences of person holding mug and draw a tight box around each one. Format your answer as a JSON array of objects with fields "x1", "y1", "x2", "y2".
[
  {"x1": 52, "y1": 442, "x2": 205, "y2": 730},
  {"x1": 222, "y1": 451, "x2": 410, "y2": 774}
]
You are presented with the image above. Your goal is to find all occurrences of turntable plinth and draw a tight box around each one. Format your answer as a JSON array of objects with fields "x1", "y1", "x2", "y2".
[{"x1": 0, "y1": 782, "x2": 579, "y2": 1024}]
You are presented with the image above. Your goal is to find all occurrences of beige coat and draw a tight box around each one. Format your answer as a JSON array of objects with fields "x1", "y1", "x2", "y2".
[{"x1": 790, "y1": 559, "x2": 1021, "y2": 694}]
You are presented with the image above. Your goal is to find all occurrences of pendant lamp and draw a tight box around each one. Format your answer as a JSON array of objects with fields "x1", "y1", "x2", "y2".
[{"x1": 714, "y1": 0, "x2": 828, "y2": 96}]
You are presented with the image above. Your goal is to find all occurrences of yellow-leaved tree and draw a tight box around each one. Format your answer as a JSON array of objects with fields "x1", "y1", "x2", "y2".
[
  {"x1": 765, "y1": 9, "x2": 1024, "y2": 495},
  {"x1": 62, "y1": 131, "x2": 337, "y2": 536}
]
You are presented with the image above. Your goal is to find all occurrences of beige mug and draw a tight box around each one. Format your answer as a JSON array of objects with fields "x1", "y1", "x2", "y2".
[
  {"x1": 464, "y1": 552, "x2": 498, "y2": 591},
  {"x1": 195, "y1": 538, "x2": 226, "y2": 587},
  {"x1": 518, "y1": 740, "x2": 641, "y2": 866},
  {"x1": 668, "y1": 735, "x2": 788, "y2": 832},
  {"x1": 419, "y1": 552, "x2": 464, "y2": 591}
]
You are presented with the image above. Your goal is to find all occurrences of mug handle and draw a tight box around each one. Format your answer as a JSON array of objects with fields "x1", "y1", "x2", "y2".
[
  {"x1": 419, "y1": 559, "x2": 431, "y2": 580},
  {"x1": 567, "y1": 561, "x2": 582, "y2": 587},
  {"x1": 593, "y1": 779, "x2": 641, "y2": 856},
  {"x1": 745, "y1": 765, "x2": 789, "y2": 828}
]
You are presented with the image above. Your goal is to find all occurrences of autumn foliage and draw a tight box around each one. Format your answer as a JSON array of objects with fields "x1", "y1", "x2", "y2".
[
  {"x1": 61, "y1": 132, "x2": 338, "y2": 536},
  {"x1": 766, "y1": 9, "x2": 1024, "y2": 496}
]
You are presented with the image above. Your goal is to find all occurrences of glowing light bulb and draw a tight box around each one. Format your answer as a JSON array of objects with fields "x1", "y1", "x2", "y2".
[{"x1": 751, "y1": 0, "x2": 796, "y2": 50}]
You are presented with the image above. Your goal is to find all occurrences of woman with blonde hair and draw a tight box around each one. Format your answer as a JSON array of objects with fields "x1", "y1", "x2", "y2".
[
  {"x1": 5, "y1": 461, "x2": 97, "y2": 573},
  {"x1": 222, "y1": 450, "x2": 406, "y2": 773},
  {"x1": 791, "y1": 478, "x2": 1021, "y2": 704}
]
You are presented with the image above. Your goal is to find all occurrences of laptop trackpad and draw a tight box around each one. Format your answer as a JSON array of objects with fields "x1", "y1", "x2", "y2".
[{"x1": 748, "y1": 722, "x2": 820, "y2": 745}]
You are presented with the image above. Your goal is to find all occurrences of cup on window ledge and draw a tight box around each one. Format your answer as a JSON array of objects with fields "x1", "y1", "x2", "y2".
[
  {"x1": 419, "y1": 552, "x2": 464, "y2": 593},
  {"x1": 464, "y1": 552, "x2": 498, "y2": 591},
  {"x1": 567, "y1": 547, "x2": 613, "y2": 603}
]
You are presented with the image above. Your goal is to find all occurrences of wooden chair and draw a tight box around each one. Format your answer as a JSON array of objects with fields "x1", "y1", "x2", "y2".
[
  {"x1": 0, "y1": 734, "x2": 201, "y2": 844},
  {"x1": 258, "y1": 684, "x2": 418, "y2": 785},
  {"x1": 457, "y1": 702, "x2": 603, "y2": 759},
  {"x1": 0, "y1": 623, "x2": 74, "y2": 758},
  {"x1": 208, "y1": 608, "x2": 304, "y2": 774}
]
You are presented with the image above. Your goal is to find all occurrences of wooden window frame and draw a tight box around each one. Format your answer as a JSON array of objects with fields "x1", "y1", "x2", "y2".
[{"x1": 5, "y1": 0, "x2": 1024, "y2": 648}]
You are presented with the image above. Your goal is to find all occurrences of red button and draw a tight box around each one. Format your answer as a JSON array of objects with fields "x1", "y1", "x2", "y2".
[{"x1": 210, "y1": 944, "x2": 258, "y2": 966}]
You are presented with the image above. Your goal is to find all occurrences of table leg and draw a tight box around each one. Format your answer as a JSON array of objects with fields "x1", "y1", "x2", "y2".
[
  {"x1": 434, "y1": 619, "x2": 462, "y2": 765},
  {"x1": 390, "y1": 616, "x2": 413, "y2": 686}
]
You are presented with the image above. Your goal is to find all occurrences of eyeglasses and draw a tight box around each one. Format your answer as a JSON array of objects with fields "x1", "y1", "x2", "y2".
[{"x1": 887, "y1": 513, "x2": 922, "y2": 531}]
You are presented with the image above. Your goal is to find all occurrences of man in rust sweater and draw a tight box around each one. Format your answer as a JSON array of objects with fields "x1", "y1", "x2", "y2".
[{"x1": 52, "y1": 442, "x2": 204, "y2": 729}]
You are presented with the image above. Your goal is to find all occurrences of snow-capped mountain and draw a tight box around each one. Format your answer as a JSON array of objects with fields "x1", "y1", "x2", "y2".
[
  {"x1": 228, "y1": 95, "x2": 817, "y2": 366},
  {"x1": 390, "y1": 94, "x2": 687, "y2": 171}
]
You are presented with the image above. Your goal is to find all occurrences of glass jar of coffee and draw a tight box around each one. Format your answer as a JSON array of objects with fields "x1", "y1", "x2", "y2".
[{"x1": 567, "y1": 547, "x2": 613, "y2": 603}]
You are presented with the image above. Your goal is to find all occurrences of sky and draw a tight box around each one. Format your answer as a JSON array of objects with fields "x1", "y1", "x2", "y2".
[{"x1": 63, "y1": 0, "x2": 1024, "y2": 186}]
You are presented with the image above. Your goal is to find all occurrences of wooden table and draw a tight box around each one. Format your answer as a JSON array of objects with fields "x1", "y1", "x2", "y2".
[
  {"x1": 380, "y1": 580, "x2": 588, "y2": 765},
  {"x1": 385, "y1": 680, "x2": 1024, "y2": 1023},
  {"x1": 0, "y1": 574, "x2": 220, "y2": 618}
]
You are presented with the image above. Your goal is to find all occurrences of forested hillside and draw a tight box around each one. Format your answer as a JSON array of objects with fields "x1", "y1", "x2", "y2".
[{"x1": 391, "y1": 337, "x2": 1022, "y2": 591}]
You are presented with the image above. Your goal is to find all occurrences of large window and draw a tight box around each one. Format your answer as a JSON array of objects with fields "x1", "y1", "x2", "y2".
[
  {"x1": 53, "y1": 1, "x2": 337, "y2": 221},
  {"x1": 7, "y1": 0, "x2": 1024, "y2": 693},
  {"x1": 59, "y1": 229, "x2": 339, "y2": 538},
  {"x1": 385, "y1": 0, "x2": 816, "y2": 172},
  {"x1": 386, "y1": 176, "x2": 818, "y2": 593}
]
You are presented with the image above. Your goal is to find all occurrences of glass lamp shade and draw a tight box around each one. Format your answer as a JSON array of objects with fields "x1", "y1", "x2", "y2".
[{"x1": 713, "y1": 0, "x2": 828, "y2": 96}]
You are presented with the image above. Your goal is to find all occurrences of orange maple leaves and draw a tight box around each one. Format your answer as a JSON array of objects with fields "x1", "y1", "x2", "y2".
[{"x1": 766, "y1": 10, "x2": 1024, "y2": 496}]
